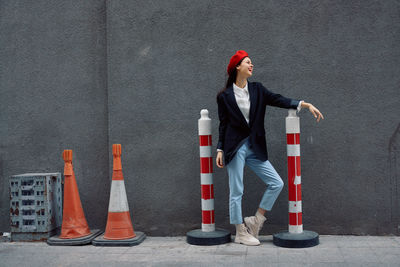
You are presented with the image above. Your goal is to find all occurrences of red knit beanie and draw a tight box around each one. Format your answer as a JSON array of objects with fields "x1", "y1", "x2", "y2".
[{"x1": 227, "y1": 50, "x2": 249, "y2": 74}]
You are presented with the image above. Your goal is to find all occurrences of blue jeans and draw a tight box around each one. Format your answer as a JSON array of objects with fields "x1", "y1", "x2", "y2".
[{"x1": 226, "y1": 139, "x2": 284, "y2": 224}]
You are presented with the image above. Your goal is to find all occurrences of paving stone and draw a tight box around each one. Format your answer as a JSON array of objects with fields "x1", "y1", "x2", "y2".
[
  {"x1": 244, "y1": 255, "x2": 278, "y2": 265},
  {"x1": 186, "y1": 244, "x2": 218, "y2": 254},
  {"x1": 310, "y1": 263, "x2": 350, "y2": 267},
  {"x1": 317, "y1": 236, "x2": 340, "y2": 248},
  {"x1": 339, "y1": 263, "x2": 384, "y2": 267},
  {"x1": 299, "y1": 247, "x2": 343, "y2": 263},
  {"x1": 339, "y1": 247, "x2": 381, "y2": 263},
  {"x1": 373, "y1": 247, "x2": 400, "y2": 255},
  {"x1": 277, "y1": 263, "x2": 313, "y2": 267},
  {"x1": 124, "y1": 246, "x2": 156, "y2": 254},
  {"x1": 213, "y1": 254, "x2": 246, "y2": 265},
  {"x1": 365, "y1": 236, "x2": 400, "y2": 247},
  {"x1": 373, "y1": 247, "x2": 400, "y2": 264},
  {"x1": 215, "y1": 243, "x2": 247, "y2": 256},
  {"x1": 92, "y1": 246, "x2": 130, "y2": 254},
  {"x1": 277, "y1": 248, "x2": 311, "y2": 263},
  {"x1": 336, "y1": 236, "x2": 372, "y2": 248},
  {"x1": 246, "y1": 246, "x2": 277, "y2": 256}
]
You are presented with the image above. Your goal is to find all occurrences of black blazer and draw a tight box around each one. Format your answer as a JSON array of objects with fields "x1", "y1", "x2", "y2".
[{"x1": 217, "y1": 81, "x2": 300, "y2": 165}]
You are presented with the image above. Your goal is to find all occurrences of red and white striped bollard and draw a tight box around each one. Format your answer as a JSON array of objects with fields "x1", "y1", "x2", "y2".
[
  {"x1": 273, "y1": 109, "x2": 319, "y2": 248},
  {"x1": 286, "y1": 109, "x2": 303, "y2": 234},
  {"x1": 186, "y1": 109, "x2": 231, "y2": 245},
  {"x1": 198, "y1": 109, "x2": 215, "y2": 232}
]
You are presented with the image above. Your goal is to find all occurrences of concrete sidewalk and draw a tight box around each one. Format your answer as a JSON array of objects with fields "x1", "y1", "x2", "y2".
[{"x1": 1, "y1": 235, "x2": 400, "y2": 266}]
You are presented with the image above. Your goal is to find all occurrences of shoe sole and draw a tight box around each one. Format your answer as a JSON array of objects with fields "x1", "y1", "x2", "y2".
[{"x1": 234, "y1": 238, "x2": 260, "y2": 246}]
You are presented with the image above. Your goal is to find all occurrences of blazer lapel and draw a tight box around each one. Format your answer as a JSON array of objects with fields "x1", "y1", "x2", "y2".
[
  {"x1": 248, "y1": 82, "x2": 257, "y2": 127},
  {"x1": 226, "y1": 86, "x2": 249, "y2": 128}
]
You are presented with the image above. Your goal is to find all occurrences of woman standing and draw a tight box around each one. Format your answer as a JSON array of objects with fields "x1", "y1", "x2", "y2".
[{"x1": 216, "y1": 50, "x2": 323, "y2": 246}]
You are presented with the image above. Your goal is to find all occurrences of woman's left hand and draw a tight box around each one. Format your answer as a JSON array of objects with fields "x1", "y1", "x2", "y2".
[{"x1": 302, "y1": 102, "x2": 324, "y2": 122}]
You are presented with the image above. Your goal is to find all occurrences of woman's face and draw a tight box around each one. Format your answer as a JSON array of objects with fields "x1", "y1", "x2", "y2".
[{"x1": 236, "y1": 57, "x2": 253, "y2": 78}]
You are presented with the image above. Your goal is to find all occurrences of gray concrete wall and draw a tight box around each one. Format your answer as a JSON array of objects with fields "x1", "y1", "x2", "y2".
[
  {"x1": 0, "y1": 0, "x2": 110, "y2": 230},
  {"x1": 1, "y1": 0, "x2": 399, "y2": 236}
]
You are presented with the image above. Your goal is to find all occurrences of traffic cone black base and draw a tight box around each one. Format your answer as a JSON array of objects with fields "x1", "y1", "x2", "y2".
[
  {"x1": 92, "y1": 231, "x2": 146, "y2": 247},
  {"x1": 47, "y1": 229, "x2": 102, "y2": 246}
]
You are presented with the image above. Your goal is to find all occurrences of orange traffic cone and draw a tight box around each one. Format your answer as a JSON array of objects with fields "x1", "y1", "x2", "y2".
[
  {"x1": 104, "y1": 144, "x2": 135, "y2": 239},
  {"x1": 47, "y1": 150, "x2": 101, "y2": 245},
  {"x1": 92, "y1": 144, "x2": 145, "y2": 246},
  {"x1": 59, "y1": 150, "x2": 91, "y2": 238}
]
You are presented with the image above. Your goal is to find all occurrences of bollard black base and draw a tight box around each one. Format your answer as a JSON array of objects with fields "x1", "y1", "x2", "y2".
[
  {"x1": 47, "y1": 229, "x2": 102, "y2": 246},
  {"x1": 186, "y1": 228, "x2": 231, "y2": 246},
  {"x1": 273, "y1": 230, "x2": 319, "y2": 248}
]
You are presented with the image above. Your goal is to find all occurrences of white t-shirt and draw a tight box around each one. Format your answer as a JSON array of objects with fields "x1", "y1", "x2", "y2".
[{"x1": 233, "y1": 82, "x2": 251, "y2": 124}]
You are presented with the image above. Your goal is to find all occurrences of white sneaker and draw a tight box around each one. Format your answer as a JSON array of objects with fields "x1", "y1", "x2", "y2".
[
  {"x1": 234, "y1": 224, "x2": 260, "y2": 246},
  {"x1": 244, "y1": 215, "x2": 266, "y2": 239}
]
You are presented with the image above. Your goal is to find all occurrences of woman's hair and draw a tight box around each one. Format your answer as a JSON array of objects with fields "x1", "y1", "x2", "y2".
[{"x1": 216, "y1": 57, "x2": 245, "y2": 100}]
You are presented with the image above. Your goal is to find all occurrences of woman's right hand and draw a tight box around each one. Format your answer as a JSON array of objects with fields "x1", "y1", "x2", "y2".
[{"x1": 216, "y1": 151, "x2": 224, "y2": 168}]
